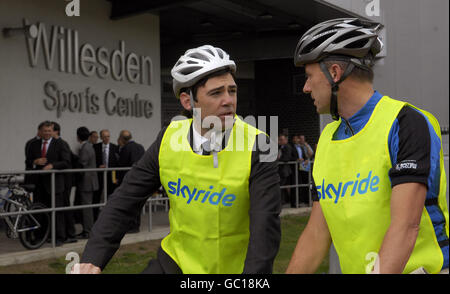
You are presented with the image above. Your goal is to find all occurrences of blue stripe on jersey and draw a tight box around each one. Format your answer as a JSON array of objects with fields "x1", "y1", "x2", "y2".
[
  {"x1": 388, "y1": 119, "x2": 399, "y2": 167},
  {"x1": 411, "y1": 110, "x2": 449, "y2": 270},
  {"x1": 442, "y1": 245, "x2": 449, "y2": 270}
]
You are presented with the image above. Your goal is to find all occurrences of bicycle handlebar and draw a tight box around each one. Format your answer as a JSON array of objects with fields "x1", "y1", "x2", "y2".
[{"x1": 0, "y1": 175, "x2": 25, "y2": 186}]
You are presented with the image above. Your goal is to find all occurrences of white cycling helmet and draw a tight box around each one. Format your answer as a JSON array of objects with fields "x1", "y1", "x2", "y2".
[{"x1": 171, "y1": 45, "x2": 236, "y2": 98}]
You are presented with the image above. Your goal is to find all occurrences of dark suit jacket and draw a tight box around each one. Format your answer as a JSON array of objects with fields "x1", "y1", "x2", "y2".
[
  {"x1": 25, "y1": 138, "x2": 71, "y2": 194},
  {"x1": 25, "y1": 136, "x2": 40, "y2": 169},
  {"x1": 290, "y1": 143, "x2": 307, "y2": 161},
  {"x1": 117, "y1": 141, "x2": 145, "y2": 183},
  {"x1": 93, "y1": 143, "x2": 119, "y2": 168},
  {"x1": 94, "y1": 142, "x2": 119, "y2": 192},
  {"x1": 278, "y1": 144, "x2": 296, "y2": 178},
  {"x1": 24, "y1": 136, "x2": 40, "y2": 185},
  {"x1": 58, "y1": 138, "x2": 74, "y2": 191}
]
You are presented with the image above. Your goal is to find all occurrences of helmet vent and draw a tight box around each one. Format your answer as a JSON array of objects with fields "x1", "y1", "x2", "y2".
[
  {"x1": 334, "y1": 32, "x2": 368, "y2": 48},
  {"x1": 204, "y1": 49, "x2": 215, "y2": 56},
  {"x1": 180, "y1": 66, "x2": 202, "y2": 75},
  {"x1": 303, "y1": 36, "x2": 327, "y2": 54},
  {"x1": 190, "y1": 53, "x2": 209, "y2": 61},
  {"x1": 345, "y1": 38, "x2": 370, "y2": 49}
]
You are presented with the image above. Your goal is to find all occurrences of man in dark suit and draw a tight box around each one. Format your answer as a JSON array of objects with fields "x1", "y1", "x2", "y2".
[
  {"x1": 25, "y1": 126, "x2": 42, "y2": 168},
  {"x1": 93, "y1": 129, "x2": 119, "y2": 222},
  {"x1": 291, "y1": 134, "x2": 311, "y2": 207},
  {"x1": 89, "y1": 131, "x2": 99, "y2": 145},
  {"x1": 116, "y1": 130, "x2": 145, "y2": 184},
  {"x1": 277, "y1": 134, "x2": 296, "y2": 207},
  {"x1": 117, "y1": 130, "x2": 145, "y2": 233},
  {"x1": 51, "y1": 121, "x2": 77, "y2": 242},
  {"x1": 25, "y1": 121, "x2": 71, "y2": 245},
  {"x1": 76, "y1": 127, "x2": 99, "y2": 239},
  {"x1": 24, "y1": 123, "x2": 43, "y2": 186}
]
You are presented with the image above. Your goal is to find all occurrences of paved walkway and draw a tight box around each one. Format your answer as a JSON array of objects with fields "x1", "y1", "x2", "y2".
[{"x1": 0, "y1": 206, "x2": 311, "y2": 267}]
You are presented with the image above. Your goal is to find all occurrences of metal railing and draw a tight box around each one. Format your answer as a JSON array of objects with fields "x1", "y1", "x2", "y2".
[
  {"x1": 278, "y1": 160, "x2": 314, "y2": 208},
  {"x1": 0, "y1": 168, "x2": 169, "y2": 249},
  {"x1": 0, "y1": 161, "x2": 315, "y2": 249}
]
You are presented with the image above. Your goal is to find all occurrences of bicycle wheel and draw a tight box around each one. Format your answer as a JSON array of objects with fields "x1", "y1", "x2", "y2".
[{"x1": 18, "y1": 203, "x2": 50, "y2": 250}]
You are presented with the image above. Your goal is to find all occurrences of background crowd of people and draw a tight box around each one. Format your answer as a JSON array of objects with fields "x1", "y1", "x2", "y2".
[
  {"x1": 278, "y1": 133, "x2": 315, "y2": 208},
  {"x1": 24, "y1": 121, "x2": 145, "y2": 246},
  {"x1": 23, "y1": 120, "x2": 316, "y2": 245}
]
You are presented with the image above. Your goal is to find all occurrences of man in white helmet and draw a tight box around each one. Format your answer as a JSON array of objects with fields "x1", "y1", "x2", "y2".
[
  {"x1": 286, "y1": 18, "x2": 448, "y2": 274},
  {"x1": 75, "y1": 45, "x2": 281, "y2": 274}
]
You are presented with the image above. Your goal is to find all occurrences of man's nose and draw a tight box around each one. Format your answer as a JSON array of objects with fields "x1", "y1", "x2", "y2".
[
  {"x1": 221, "y1": 92, "x2": 234, "y2": 105},
  {"x1": 303, "y1": 82, "x2": 311, "y2": 94}
]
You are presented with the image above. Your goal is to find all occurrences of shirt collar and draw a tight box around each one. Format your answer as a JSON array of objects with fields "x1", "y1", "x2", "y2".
[
  {"x1": 192, "y1": 125, "x2": 209, "y2": 153},
  {"x1": 192, "y1": 125, "x2": 225, "y2": 154},
  {"x1": 43, "y1": 137, "x2": 52, "y2": 144}
]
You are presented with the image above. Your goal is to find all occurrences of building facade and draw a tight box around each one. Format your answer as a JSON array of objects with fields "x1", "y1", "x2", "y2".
[{"x1": 0, "y1": 0, "x2": 161, "y2": 170}]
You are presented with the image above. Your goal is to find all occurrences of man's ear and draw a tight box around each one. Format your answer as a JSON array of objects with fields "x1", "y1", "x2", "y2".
[
  {"x1": 329, "y1": 64, "x2": 343, "y2": 83},
  {"x1": 179, "y1": 92, "x2": 192, "y2": 111}
]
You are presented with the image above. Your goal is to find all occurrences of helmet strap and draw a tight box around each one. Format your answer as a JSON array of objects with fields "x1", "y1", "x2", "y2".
[
  {"x1": 189, "y1": 89, "x2": 198, "y2": 119},
  {"x1": 319, "y1": 61, "x2": 355, "y2": 121}
]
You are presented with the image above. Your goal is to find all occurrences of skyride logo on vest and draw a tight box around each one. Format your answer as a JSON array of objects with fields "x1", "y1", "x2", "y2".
[
  {"x1": 167, "y1": 178, "x2": 237, "y2": 207},
  {"x1": 316, "y1": 171, "x2": 380, "y2": 204}
]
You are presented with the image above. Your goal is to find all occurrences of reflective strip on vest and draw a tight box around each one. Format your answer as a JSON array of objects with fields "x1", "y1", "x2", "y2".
[{"x1": 313, "y1": 96, "x2": 449, "y2": 274}]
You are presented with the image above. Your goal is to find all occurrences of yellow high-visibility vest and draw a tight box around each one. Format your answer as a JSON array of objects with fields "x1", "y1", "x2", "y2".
[
  {"x1": 159, "y1": 117, "x2": 262, "y2": 273},
  {"x1": 313, "y1": 96, "x2": 449, "y2": 274}
]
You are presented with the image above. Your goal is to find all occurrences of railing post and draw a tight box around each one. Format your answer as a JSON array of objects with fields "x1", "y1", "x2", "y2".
[
  {"x1": 103, "y1": 169, "x2": 107, "y2": 204},
  {"x1": 308, "y1": 162, "x2": 312, "y2": 207},
  {"x1": 148, "y1": 201, "x2": 152, "y2": 232},
  {"x1": 295, "y1": 161, "x2": 299, "y2": 208},
  {"x1": 51, "y1": 172, "x2": 56, "y2": 248}
]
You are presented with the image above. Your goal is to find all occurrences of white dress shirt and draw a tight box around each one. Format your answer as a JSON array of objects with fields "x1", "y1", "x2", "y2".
[{"x1": 192, "y1": 126, "x2": 223, "y2": 155}]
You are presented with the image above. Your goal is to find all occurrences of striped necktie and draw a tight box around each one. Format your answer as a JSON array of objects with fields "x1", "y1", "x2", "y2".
[{"x1": 103, "y1": 145, "x2": 108, "y2": 167}]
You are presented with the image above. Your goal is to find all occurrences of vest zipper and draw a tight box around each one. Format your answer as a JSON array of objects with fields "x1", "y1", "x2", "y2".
[{"x1": 342, "y1": 117, "x2": 355, "y2": 136}]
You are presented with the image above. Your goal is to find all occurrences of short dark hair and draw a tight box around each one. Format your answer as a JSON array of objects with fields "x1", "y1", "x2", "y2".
[
  {"x1": 38, "y1": 120, "x2": 52, "y2": 130},
  {"x1": 51, "y1": 121, "x2": 61, "y2": 135},
  {"x1": 77, "y1": 127, "x2": 90, "y2": 141},
  {"x1": 120, "y1": 131, "x2": 132, "y2": 144},
  {"x1": 323, "y1": 59, "x2": 374, "y2": 83},
  {"x1": 179, "y1": 68, "x2": 236, "y2": 102},
  {"x1": 90, "y1": 131, "x2": 98, "y2": 136}
]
